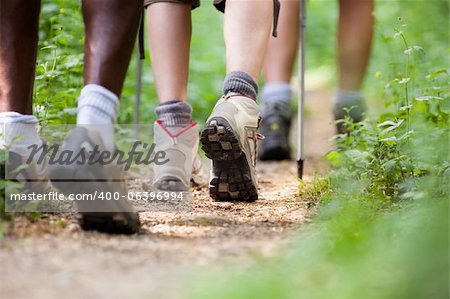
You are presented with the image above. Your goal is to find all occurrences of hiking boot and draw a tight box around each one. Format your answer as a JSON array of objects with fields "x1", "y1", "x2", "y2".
[
  {"x1": 153, "y1": 121, "x2": 201, "y2": 191},
  {"x1": 49, "y1": 126, "x2": 140, "y2": 234},
  {"x1": 333, "y1": 95, "x2": 366, "y2": 134},
  {"x1": 200, "y1": 94, "x2": 261, "y2": 202},
  {"x1": 258, "y1": 101, "x2": 292, "y2": 160},
  {"x1": 0, "y1": 121, "x2": 51, "y2": 199}
]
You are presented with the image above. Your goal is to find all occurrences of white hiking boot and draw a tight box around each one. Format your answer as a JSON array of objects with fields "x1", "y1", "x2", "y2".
[
  {"x1": 200, "y1": 94, "x2": 262, "y2": 201},
  {"x1": 153, "y1": 121, "x2": 202, "y2": 191},
  {"x1": 49, "y1": 126, "x2": 140, "y2": 234}
]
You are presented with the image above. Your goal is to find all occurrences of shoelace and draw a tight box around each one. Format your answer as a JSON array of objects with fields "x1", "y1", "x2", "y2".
[{"x1": 248, "y1": 130, "x2": 265, "y2": 167}]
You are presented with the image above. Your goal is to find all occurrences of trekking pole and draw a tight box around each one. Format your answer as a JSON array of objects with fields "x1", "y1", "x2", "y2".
[
  {"x1": 134, "y1": 12, "x2": 145, "y2": 126},
  {"x1": 134, "y1": 47, "x2": 143, "y2": 125},
  {"x1": 297, "y1": 0, "x2": 306, "y2": 179}
]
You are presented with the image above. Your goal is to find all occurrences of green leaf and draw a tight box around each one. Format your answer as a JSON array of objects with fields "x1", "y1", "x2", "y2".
[
  {"x1": 415, "y1": 96, "x2": 443, "y2": 101},
  {"x1": 378, "y1": 120, "x2": 404, "y2": 132}
]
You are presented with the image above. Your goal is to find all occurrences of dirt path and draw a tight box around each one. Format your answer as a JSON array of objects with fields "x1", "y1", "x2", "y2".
[{"x1": 0, "y1": 89, "x2": 335, "y2": 299}]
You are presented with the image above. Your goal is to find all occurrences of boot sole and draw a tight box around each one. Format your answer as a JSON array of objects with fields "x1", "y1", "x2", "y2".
[
  {"x1": 49, "y1": 165, "x2": 140, "y2": 235},
  {"x1": 79, "y1": 212, "x2": 140, "y2": 235},
  {"x1": 200, "y1": 117, "x2": 258, "y2": 202}
]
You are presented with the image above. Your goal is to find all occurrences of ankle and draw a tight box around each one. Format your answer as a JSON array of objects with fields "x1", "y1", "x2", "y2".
[
  {"x1": 76, "y1": 84, "x2": 118, "y2": 151},
  {"x1": 223, "y1": 71, "x2": 258, "y2": 101},
  {"x1": 77, "y1": 84, "x2": 119, "y2": 125},
  {"x1": 333, "y1": 89, "x2": 364, "y2": 106},
  {"x1": 155, "y1": 100, "x2": 192, "y2": 129},
  {"x1": 0, "y1": 112, "x2": 42, "y2": 156}
]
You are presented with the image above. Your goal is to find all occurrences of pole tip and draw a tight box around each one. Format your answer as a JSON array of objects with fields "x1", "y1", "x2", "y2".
[{"x1": 297, "y1": 159, "x2": 304, "y2": 179}]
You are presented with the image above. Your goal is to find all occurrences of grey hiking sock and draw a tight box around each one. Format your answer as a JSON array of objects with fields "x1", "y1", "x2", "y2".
[
  {"x1": 155, "y1": 100, "x2": 192, "y2": 128},
  {"x1": 261, "y1": 82, "x2": 293, "y2": 119},
  {"x1": 223, "y1": 71, "x2": 258, "y2": 101},
  {"x1": 333, "y1": 89, "x2": 364, "y2": 106},
  {"x1": 154, "y1": 100, "x2": 195, "y2": 189},
  {"x1": 332, "y1": 89, "x2": 366, "y2": 120}
]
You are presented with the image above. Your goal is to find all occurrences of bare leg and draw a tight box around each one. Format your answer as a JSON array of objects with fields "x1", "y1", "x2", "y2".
[
  {"x1": 82, "y1": 0, "x2": 143, "y2": 97},
  {"x1": 263, "y1": 0, "x2": 373, "y2": 89},
  {"x1": 337, "y1": 0, "x2": 374, "y2": 91},
  {"x1": 258, "y1": 0, "x2": 298, "y2": 160},
  {"x1": 146, "y1": 3, "x2": 191, "y2": 103},
  {"x1": 224, "y1": 0, "x2": 273, "y2": 80},
  {"x1": 0, "y1": 0, "x2": 40, "y2": 114},
  {"x1": 264, "y1": 0, "x2": 299, "y2": 83},
  {"x1": 145, "y1": 3, "x2": 194, "y2": 192}
]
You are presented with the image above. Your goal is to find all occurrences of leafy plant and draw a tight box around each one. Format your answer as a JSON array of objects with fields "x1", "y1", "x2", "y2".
[{"x1": 328, "y1": 24, "x2": 449, "y2": 203}]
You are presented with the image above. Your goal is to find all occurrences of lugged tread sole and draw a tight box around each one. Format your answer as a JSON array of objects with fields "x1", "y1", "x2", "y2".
[
  {"x1": 209, "y1": 157, "x2": 258, "y2": 202},
  {"x1": 50, "y1": 167, "x2": 140, "y2": 235},
  {"x1": 201, "y1": 117, "x2": 258, "y2": 202},
  {"x1": 200, "y1": 117, "x2": 242, "y2": 161}
]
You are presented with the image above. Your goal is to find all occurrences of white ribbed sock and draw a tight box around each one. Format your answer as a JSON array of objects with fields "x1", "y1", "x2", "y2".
[
  {"x1": 0, "y1": 112, "x2": 43, "y2": 157},
  {"x1": 77, "y1": 84, "x2": 118, "y2": 151}
]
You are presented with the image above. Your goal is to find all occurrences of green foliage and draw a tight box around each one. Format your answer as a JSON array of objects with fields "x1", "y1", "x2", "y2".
[
  {"x1": 35, "y1": 1, "x2": 84, "y2": 125},
  {"x1": 328, "y1": 24, "x2": 449, "y2": 202}
]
